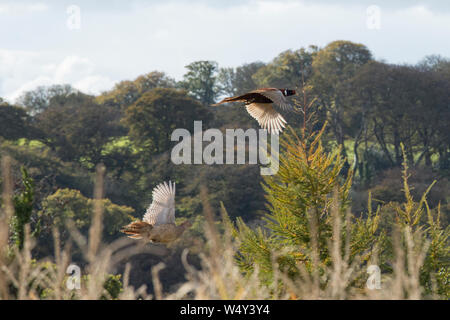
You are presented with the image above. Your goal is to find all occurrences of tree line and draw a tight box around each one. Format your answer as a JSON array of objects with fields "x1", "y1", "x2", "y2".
[{"x1": 0, "y1": 40, "x2": 448, "y2": 294}]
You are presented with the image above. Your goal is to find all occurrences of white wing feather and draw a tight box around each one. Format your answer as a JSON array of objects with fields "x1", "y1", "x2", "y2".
[
  {"x1": 143, "y1": 181, "x2": 176, "y2": 226},
  {"x1": 246, "y1": 103, "x2": 286, "y2": 135}
]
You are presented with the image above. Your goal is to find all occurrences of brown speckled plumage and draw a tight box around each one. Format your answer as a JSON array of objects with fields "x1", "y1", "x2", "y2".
[{"x1": 120, "y1": 181, "x2": 191, "y2": 243}]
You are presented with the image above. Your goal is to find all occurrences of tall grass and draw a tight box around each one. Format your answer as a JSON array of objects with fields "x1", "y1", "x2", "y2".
[
  {"x1": 0, "y1": 158, "x2": 162, "y2": 300},
  {"x1": 154, "y1": 188, "x2": 437, "y2": 300},
  {"x1": 0, "y1": 155, "x2": 446, "y2": 300}
]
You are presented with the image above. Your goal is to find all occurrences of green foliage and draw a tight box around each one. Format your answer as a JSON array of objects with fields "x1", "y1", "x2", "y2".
[
  {"x1": 345, "y1": 59, "x2": 450, "y2": 182},
  {"x1": 231, "y1": 125, "x2": 382, "y2": 288},
  {"x1": 253, "y1": 47, "x2": 317, "y2": 89},
  {"x1": 123, "y1": 87, "x2": 212, "y2": 156},
  {"x1": 38, "y1": 188, "x2": 134, "y2": 242},
  {"x1": 16, "y1": 84, "x2": 77, "y2": 115},
  {"x1": 216, "y1": 67, "x2": 237, "y2": 97},
  {"x1": 417, "y1": 55, "x2": 450, "y2": 75},
  {"x1": 228, "y1": 134, "x2": 448, "y2": 298},
  {"x1": 423, "y1": 203, "x2": 450, "y2": 298},
  {"x1": 181, "y1": 60, "x2": 219, "y2": 105},
  {"x1": 10, "y1": 167, "x2": 35, "y2": 249},
  {"x1": 34, "y1": 96, "x2": 125, "y2": 166},
  {"x1": 96, "y1": 71, "x2": 176, "y2": 109},
  {"x1": 0, "y1": 103, "x2": 36, "y2": 141},
  {"x1": 198, "y1": 165, "x2": 265, "y2": 220},
  {"x1": 381, "y1": 145, "x2": 449, "y2": 298},
  {"x1": 101, "y1": 274, "x2": 123, "y2": 300},
  {"x1": 217, "y1": 62, "x2": 265, "y2": 96},
  {"x1": 311, "y1": 40, "x2": 372, "y2": 164},
  {"x1": 0, "y1": 139, "x2": 93, "y2": 201}
]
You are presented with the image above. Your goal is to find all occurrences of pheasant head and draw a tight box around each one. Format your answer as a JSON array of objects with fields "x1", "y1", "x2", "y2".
[{"x1": 279, "y1": 88, "x2": 296, "y2": 96}]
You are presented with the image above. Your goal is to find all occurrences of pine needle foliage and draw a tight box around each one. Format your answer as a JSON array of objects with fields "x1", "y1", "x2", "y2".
[
  {"x1": 383, "y1": 144, "x2": 449, "y2": 298},
  {"x1": 232, "y1": 124, "x2": 383, "y2": 290}
]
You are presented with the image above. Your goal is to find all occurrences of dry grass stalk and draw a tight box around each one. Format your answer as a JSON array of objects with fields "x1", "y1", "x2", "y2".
[
  {"x1": 306, "y1": 207, "x2": 320, "y2": 298},
  {"x1": 0, "y1": 155, "x2": 441, "y2": 300},
  {"x1": 0, "y1": 159, "x2": 158, "y2": 300},
  {"x1": 0, "y1": 156, "x2": 14, "y2": 299},
  {"x1": 88, "y1": 163, "x2": 106, "y2": 262}
]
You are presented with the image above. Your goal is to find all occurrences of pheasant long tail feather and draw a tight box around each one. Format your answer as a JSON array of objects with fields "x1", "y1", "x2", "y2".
[
  {"x1": 211, "y1": 94, "x2": 250, "y2": 106},
  {"x1": 121, "y1": 221, "x2": 153, "y2": 240}
]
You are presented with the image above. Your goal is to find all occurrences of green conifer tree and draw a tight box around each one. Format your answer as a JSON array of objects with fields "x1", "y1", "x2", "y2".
[{"x1": 229, "y1": 90, "x2": 383, "y2": 294}]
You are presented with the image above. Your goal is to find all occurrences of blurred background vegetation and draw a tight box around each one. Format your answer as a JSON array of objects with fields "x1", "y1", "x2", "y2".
[{"x1": 0, "y1": 40, "x2": 449, "y2": 299}]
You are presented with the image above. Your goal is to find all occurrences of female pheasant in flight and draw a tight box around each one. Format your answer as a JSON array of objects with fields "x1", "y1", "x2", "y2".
[
  {"x1": 121, "y1": 181, "x2": 191, "y2": 243},
  {"x1": 212, "y1": 88, "x2": 296, "y2": 135}
]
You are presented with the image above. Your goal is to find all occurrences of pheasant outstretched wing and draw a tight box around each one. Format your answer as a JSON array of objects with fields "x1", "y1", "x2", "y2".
[
  {"x1": 251, "y1": 88, "x2": 294, "y2": 111},
  {"x1": 246, "y1": 103, "x2": 286, "y2": 135},
  {"x1": 143, "y1": 181, "x2": 176, "y2": 226}
]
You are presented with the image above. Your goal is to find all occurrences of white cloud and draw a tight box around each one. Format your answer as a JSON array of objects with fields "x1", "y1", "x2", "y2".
[
  {"x1": 7, "y1": 76, "x2": 54, "y2": 100},
  {"x1": 74, "y1": 75, "x2": 115, "y2": 94},
  {"x1": 0, "y1": 2, "x2": 48, "y2": 15},
  {"x1": 0, "y1": 50, "x2": 114, "y2": 102},
  {"x1": 53, "y1": 56, "x2": 94, "y2": 83}
]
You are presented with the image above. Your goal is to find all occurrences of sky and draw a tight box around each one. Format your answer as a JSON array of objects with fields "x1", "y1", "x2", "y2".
[{"x1": 1, "y1": 0, "x2": 449, "y2": 102}]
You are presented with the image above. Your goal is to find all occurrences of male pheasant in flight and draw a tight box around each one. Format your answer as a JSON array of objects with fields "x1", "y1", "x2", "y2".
[
  {"x1": 212, "y1": 88, "x2": 296, "y2": 134},
  {"x1": 121, "y1": 181, "x2": 191, "y2": 243}
]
